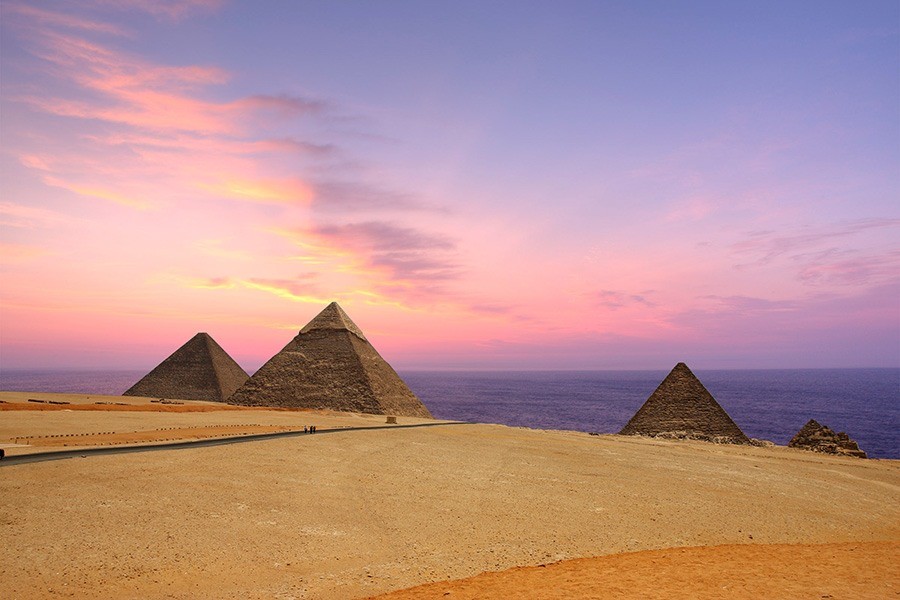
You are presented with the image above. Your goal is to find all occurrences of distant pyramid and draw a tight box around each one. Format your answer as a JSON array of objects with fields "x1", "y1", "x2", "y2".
[
  {"x1": 123, "y1": 332, "x2": 249, "y2": 402},
  {"x1": 618, "y1": 362, "x2": 750, "y2": 444},
  {"x1": 789, "y1": 419, "x2": 867, "y2": 458},
  {"x1": 227, "y1": 302, "x2": 432, "y2": 418}
]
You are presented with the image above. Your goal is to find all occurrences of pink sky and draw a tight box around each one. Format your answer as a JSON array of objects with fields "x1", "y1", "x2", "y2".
[{"x1": 1, "y1": 1, "x2": 898, "y2": 371}]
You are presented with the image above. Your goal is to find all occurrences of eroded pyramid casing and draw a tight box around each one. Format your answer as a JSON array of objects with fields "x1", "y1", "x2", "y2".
[
  {"x1": 227, "y1": 303, "x2": 432, "y2": 418},
  {"x1": 619, "y1": 362, "x2": 749, "y2": 443},
  {"x1": 124, "y1": 332, "x2": 249, "y2": 402},
  {"x1": 788, "y1": 419, "x2": 867, "y2": 458}
]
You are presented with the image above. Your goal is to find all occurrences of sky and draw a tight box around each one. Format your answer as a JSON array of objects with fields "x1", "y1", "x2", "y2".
[{"x1": 1, "y1": 0, "x2": 898, "y2": 372}]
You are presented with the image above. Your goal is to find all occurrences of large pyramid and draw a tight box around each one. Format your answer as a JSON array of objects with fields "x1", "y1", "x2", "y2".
[
  {"x1": 618, "y1": 362, "x2": 750, "y2": 444},
  {"x1": 123, "y1": 332, "x2": 249, "y2": 402},
  {"x1": 227, "y1": 302, "x2": 432, "y2": 418}
]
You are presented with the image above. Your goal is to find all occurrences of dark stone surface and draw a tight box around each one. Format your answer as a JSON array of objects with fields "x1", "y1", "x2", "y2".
[
  {"x1": 123, "y1": 333, "x2": 249, "y2": 402},
  {"x1": 227, "y1": 303, "x2": 432, "y2": 418},
  {"x1": 618, "y1": 362, "x2": 750, "y2": 444},
  {"x1": 788, "y1": 419, "x2": 867, "y2": 458}
]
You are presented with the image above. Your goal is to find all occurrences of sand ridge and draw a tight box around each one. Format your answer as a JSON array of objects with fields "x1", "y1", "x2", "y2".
[{"x1": 368, "y1": 541, "x2": 900, "y2": 599}]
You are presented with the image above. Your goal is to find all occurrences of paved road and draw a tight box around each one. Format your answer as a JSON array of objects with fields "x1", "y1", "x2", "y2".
[{"x1": 0, "y1": 421, "x2": 466, "y2": 467}]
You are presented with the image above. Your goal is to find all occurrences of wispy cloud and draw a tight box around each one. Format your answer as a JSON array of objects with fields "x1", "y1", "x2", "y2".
[
  {"x1": 0, "y1": 242, "x2": 55, "y2": 263},
  {"x1": 6, "y1": 10, "x2": 334, "y2": 212},
  {"x1": 593, "y1": 290, "x2": 657, "y2": 310},
  {"x1": 2, "y1": 1, "x2": 480, "y2": 330},
  {"x1": 241, "y1": 280, "x2": 330, "y2": 305},
  {"x1": 188, "y1": 275, "x2": 328, "y2": 304},
  {"x1": 192, "y1": 276, "x2": 235, "y2": 289},
  {"x1": 92, "y1": 0, "x2": 224, "y2": 21},
  {"x1": 2, "y1": 3, "x2": 128, "y2": 36},
  {"x1": 697, "y1": 295, "x2": 799, "y2": 313},
  {"x1": 731, "y1": 218, "x2": 900, "y2": 286},
  {"x1": 311, "y1": 180, "x2": 424, "y2": 212},
  {"x1": 732, "y1": 218, "x2": 900, "y2": 265},
  {"x1": 238, "y1": 94, "x2": 328, "y2": 116},
  {"x1": 0, "y1": 202, "x2": 71, "y2": 228},
  {"x1": 796, "y1": 249, "x2": 900, "y2": 286},
  {"x1": 42, "y1": 175, "x2": 152, "y2": 209},
  {"x1": 309, "y1": 221, "x2": 458, "y2": 283}
]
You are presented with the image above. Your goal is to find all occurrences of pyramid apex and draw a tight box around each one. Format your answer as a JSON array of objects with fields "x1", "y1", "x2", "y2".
[{"x1": 300, "y1": 302, "x2": 366, "y2": 340}]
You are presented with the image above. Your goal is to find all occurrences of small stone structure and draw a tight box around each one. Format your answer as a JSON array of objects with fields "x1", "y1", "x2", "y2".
[
  {"x1": 386, "y1": 416, "x2": 397, "y2": 424},
  {"x1": 228, "y1": 302, "x2": 432, "y2": 418},
  {"x1": 619, "y1": 362, "x2": 750, "y2": 445},
  {"x1": 124, "y1": 332, "x2": 249, "y2": 402},
  {"x1": 788, "y1": 419, "x2": 867, "y2": 458}
]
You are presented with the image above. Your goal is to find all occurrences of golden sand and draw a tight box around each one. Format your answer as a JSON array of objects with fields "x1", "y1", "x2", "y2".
[
  {"x1": 369, "y1": 541, "x2": 899, "y2": 600},
  {"x1": 1, "y1": 392, "x2": 898, "y2": 599}
]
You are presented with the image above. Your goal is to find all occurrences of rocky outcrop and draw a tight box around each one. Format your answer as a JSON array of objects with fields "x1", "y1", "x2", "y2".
[
  {"x1": 619, "y1": 362, "x2": 750, "y2": 444},
  {"x1": 788, "y1": 419, "x2": 867, "y2": 458},
  {"x1": 227, "y1": 302, "x2": 432, "y2": 418},
  {"x1": 124, "y1": 332, "x2": 249, "y2": 402}
]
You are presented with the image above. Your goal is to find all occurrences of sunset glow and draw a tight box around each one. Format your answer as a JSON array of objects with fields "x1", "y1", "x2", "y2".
[{"x1": 1, "y1": 1, "x2": 897, "y2": 371}]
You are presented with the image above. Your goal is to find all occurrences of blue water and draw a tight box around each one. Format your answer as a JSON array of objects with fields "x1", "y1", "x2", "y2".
[
  {"x1": 2, "y1": 368, "x2": 897, "y2": 459},
  {"x1": 403, "y1": 369, "x2": 899, "y2": 459}
]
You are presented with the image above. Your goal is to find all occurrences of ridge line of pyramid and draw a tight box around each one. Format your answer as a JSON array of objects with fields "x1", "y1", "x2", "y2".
[
  {"x1": 299, "y1": 301, "x2": 367, "y2": 340},
  {"x1": 202, "y1": 333, "x2": 251, "y2": 399}
]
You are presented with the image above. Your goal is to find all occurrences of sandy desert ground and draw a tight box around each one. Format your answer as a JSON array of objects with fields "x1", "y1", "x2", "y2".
[
  {"x1": 1, "y1": 392, "x2": 898, "y2": 599},
  {"x1": 370, "y1": 541, "x2": 899, "y2": 599}
]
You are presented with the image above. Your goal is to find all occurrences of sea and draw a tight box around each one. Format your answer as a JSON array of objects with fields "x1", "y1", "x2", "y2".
[{"x1": 1, "y1": 368, "x2": 897, "y2": 459}]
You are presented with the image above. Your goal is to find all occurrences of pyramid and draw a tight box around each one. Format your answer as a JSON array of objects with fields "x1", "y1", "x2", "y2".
[
  {"x1": 618, "y1": 362, "x2": 750, "y2": 444},
  {"x1": 123, "y1": 332, "x2": 249, "y2": 402},
  {"x1": 788, "y1": 419, "x2": 867, "y2": 458},
  {"x1": 227, "y1": 302, "x2": 432, "y2": 418}
]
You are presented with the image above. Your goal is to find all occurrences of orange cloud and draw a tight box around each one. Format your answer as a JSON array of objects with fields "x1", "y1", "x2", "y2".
[
  {"x1": 0, "y1": 242, "x2": 54, "y2": 263},
  {"x1": 8, "y1": 9, "x2": 330, "y2": 215},
  {"x1": 190, "y1": 277, "x2": 236, "y2": 290},
  {"x1": 42, "y1": 176, "x2": 151, "y2": 209},
  {"x1": 205, "y1": 178, "x2": 315, "y2": 205},
  {"x1": 20, "y1": 26, "x2": 322, "y2": 139}
]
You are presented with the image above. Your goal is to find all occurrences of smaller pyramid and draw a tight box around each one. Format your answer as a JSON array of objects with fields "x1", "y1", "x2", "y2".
[
  {"x1": 124, "y1": 333, "x2": 249, "y2": 402},
  {"x1": 788, "y1": 419, "x2": 867, "y2": 458},
  {"x1": 228, "y1": 302, "x2": 432, "y2": 418},
  {"x1": 619, "y1": 362, "x2": 750, "y2": 444}
]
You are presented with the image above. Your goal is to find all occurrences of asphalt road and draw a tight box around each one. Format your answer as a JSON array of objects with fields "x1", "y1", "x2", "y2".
[{"x1": 0, "y1": 421, "x2": 466, "y2": 467}]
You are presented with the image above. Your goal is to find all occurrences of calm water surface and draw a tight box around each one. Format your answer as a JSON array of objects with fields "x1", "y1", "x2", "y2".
[{"x1": 2, "y1": 368, "x2": 897, "y2": 458}]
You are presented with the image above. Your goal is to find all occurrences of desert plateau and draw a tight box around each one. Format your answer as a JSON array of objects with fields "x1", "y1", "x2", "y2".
[{"x1": 1, "y1": 391, "x2": 897, "y2": 599}]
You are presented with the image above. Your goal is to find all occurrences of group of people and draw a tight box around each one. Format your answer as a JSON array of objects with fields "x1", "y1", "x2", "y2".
[{"x1": 303, "y1": 425, "x2": 317, "y2": 434}]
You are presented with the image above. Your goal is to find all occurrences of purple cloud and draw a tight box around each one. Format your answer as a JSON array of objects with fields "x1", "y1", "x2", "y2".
[
  {"x1": 593, "y1": 290, "x2": 657, "y2": 310},
  {"x1": 311, "y1": 221, "x2": 459, "y2": 283}
]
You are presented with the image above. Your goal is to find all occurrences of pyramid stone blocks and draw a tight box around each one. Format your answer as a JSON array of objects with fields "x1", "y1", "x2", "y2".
[
  {"x1": 124, "y1": 332, "x2": 249, "y2": 402},
  {"x1": 227, "y1": 303, "x2": 432, "y2": 418},
  {"x1": 789, "y1": 419, "x2": 867, "y2": 458},
  {"x1": 619, "y1": 362, "x2": 750, "y2": 444}
]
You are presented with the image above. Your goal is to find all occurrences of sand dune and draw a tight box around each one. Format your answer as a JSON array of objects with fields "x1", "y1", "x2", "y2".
[
  {"x1": 369, "y1": 541, "x2": 899, "y2": 599},
  {"x1": 1, "y1": 393, "x2": 898, "y2": 599}
]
